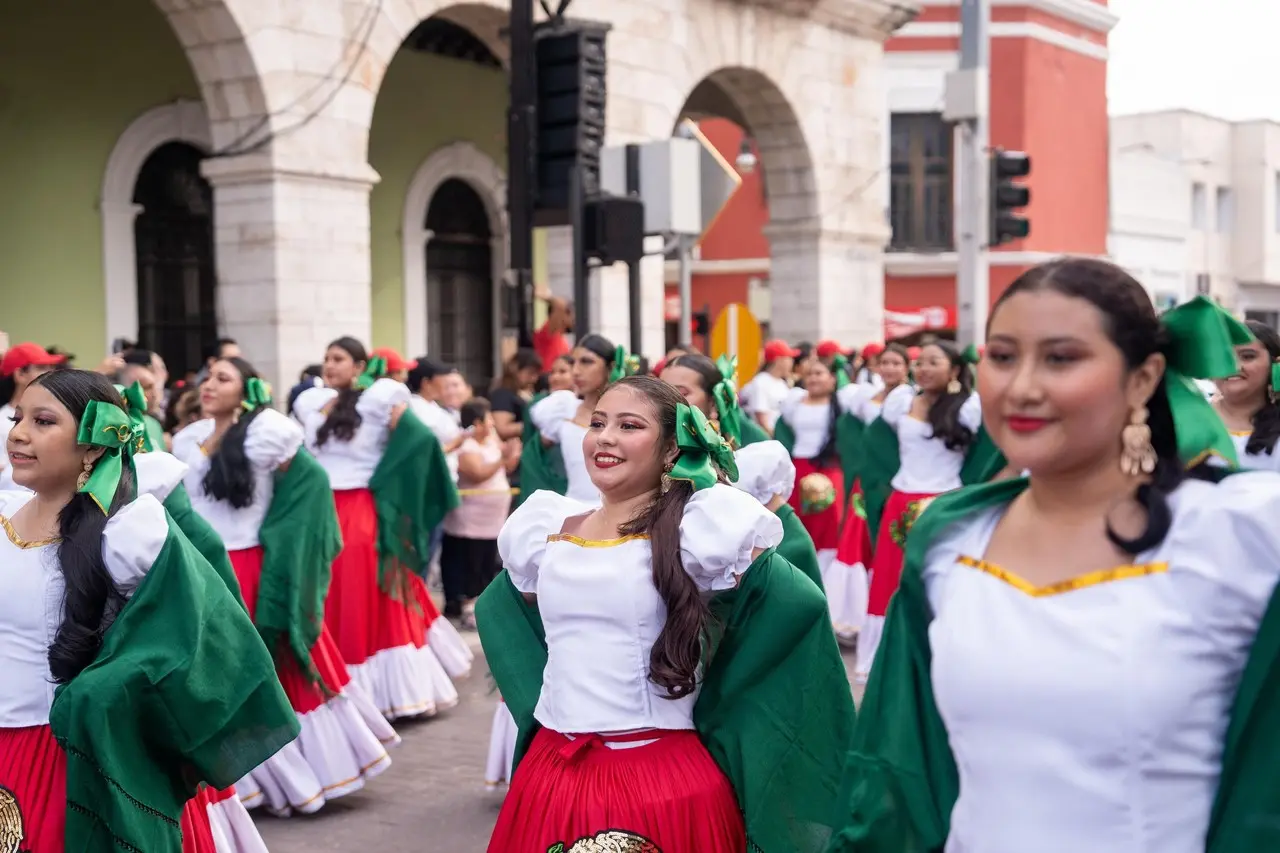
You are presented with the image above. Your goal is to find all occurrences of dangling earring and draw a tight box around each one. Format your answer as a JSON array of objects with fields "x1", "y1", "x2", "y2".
[
  {"x1": 76, "y1": 458, "x2": 94, "y2": 490},
  {"x1": 1120, "y1": 406, "x2": 1157, "y2": 476},
  {"x1": 946, "y1": 378, "x2": 962, "y2": 395},
  {"x1": 660, "y1": 461, "x2": 675, "y2": 494}
]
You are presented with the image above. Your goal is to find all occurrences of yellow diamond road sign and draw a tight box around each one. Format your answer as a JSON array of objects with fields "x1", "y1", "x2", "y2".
[{"x1": 678, "y1": 118, "x2": 743, "y2": 245}]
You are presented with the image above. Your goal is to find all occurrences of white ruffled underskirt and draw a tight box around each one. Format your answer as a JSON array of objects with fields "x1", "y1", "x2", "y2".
[
  {"x1": 428, "y1": 615, "x2": 475, "y2": 679},
  {"x1": 347, "y1": 641, "x2": 461, "y2": 720},
  {"x1": 237, "y1": 680, "x2": 399, "y2": 817},
  {"x1": 485, "y1": 702, "x2": 518, "y2": 790},
  {"x1": 822, "y1": 557, "x2": 869, "y2": 644},
  {"x1": 856, "y1": 614, "x2": 885, "y2": 682},
  {"x1": 206, "y1": 793, "x2": 269, "y2": 853}
]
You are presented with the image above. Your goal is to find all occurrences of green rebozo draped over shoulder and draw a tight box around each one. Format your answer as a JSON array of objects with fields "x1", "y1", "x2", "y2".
[
  {"x1": 775, "y1": 502, "x2": 824, "y2": 591},
  {"x1": 49, "y1": 515, "x2": 298, "y2": 852},
  {"x1": 368, "y1": 408, "x2": 461, "y2": 597},
  {"x1": 515, "y1": 392, "x2": 569, "y2": 506},
  {"x1": 477, "y1": 549, "x2": 856, "y2": 853},
  {"x1": 162, "y1": 482, "x2": 246, "y2": 611},
  {"x1": 256, "y1": 448, "x2": 344, "y2": 682}
]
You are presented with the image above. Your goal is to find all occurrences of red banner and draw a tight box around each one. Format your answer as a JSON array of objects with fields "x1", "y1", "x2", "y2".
[{"x1": 884, "y1": 305, "x2": 956, "y2": 339}]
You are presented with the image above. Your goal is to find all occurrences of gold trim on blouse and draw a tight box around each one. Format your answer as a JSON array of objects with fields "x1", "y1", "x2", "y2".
[
  {"x1": 546, "y1": 533, "x2": 650, "y2": 548},
  {"x1": 957, "y1": 555, "x2": 1168, "y2": 597},
  {"x1": 1230, "y1": 430, "x2": 1252, "y2": 437},
  {"x1": 0, "y1": 515, "x2": 60, "y2": 549}
]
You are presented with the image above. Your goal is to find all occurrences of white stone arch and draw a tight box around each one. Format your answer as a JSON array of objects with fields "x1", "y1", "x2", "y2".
[
  {"x1": 100, "y1": 100, "x2": 213, "y2": 347},
  {"x1": 401, "y1": 141, "x2": 508, "y2": 365}
]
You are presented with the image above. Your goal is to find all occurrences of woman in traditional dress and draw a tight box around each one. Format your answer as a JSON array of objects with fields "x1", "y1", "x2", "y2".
[
  {"x1": 479, "y1": 375, "x2": 855, "y2": 853},
  {"x1": 293, "y1": 337, "x2": 469, "y2": 720},
  {"x1": 1212, "y1": 319, "x2": 1280, "y2": 471},
  {"x1": 732, "y1": 438, "x2": 823, "y2": 589},
  {"x1": 859, "y1": 340, "x2": 983, "y2": 680},
  {"x1": 0, "y1": 369, "x2": 297, "y2": 853},
  {"x1": 830, "y1": 259, "x2": 1280, "y2": 853},
  {"x1": 660, "y1": 352, "x2": 770, "y2": 446},
  {"x1": 173, "y1": 356, "x2": 400, "y2": 816}
]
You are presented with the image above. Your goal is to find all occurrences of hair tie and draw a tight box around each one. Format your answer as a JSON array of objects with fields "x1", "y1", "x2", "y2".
[
  {"x1": 77, "y1": 401, "x2": 138, "y2": 513},
  {"x1": 355, "y1": 356, "x2": 387, "y2": 391},
  {"x1": 242, "y1": 377, "x2": 273, "y2": 411},
  {"x1": 668, "y1": 404, "x2": 738, "y2": 491}
]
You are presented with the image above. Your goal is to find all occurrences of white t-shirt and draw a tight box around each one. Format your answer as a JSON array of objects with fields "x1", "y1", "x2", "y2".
[
  {"x1": 409, "y1": 395, "x2": 461, "y2": 482},
  {"x1": 740, "y1": 372, "x2": 791, "y2": 431}
]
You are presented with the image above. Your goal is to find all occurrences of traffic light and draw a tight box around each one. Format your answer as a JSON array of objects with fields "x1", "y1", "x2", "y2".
[
  {"x1": 533, "y1": 22, "x2": 609, "y2": 217},
  {"x1": 990, "y1": 149, "x2": 1031, "y2": 247},
  {"x1": 692, "y1": 309, "x2": 711, "y2": 337}
]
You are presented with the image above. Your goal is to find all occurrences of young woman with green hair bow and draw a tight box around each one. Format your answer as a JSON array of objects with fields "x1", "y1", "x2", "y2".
[
  {"x1": 478, "y1": 375, "x2": 855, "y2": 853},
  {"x1": 829, "y1": 259, "x2": 1280, "y2": 853},
  {"x1": 659, "y1": 352, "x2": 770, "y2": 448},
  {"x1": 0, "y1": 369, "x2": 298, "y2": 853},
  {"x1": 1211, "y1": 318, "x2": 1280, "y2": 471},
  {"x1": 293, "y1": 336, "x2": 467, "y2": 721}
]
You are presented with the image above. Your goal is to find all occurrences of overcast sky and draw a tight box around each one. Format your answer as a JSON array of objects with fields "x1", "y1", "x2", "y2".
[{"x1": 1107, "y1": 0, "x2": 1278, "y2": 120}]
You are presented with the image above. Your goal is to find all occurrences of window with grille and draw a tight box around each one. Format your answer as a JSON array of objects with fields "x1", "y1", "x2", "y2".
[{"x1": 889, "y1": 113, "x2": 954, "y2": 252}]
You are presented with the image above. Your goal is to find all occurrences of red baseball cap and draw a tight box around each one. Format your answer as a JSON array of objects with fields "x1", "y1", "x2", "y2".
[
  {"x1": 763, "y1": 339, "x2": 802, "y2": 362},
  {"x1": 371, "y1": 348, "x2": 418, "y2": 373},
  {"x1": 907, "y1": 346, "x2": 923, "y2": 360},
  {"x1": 861, "y1": 342, "x2": 886, "y2": 360},
  {"x1": 815, "y1": 340, "x2": 850, "y2": 359},
  {"x1": 1, "y1": 342, "x2": 66, "y2": 377}
]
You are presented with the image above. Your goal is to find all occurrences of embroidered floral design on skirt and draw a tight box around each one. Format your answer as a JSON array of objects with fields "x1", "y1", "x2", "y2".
[
  {"x1": 548, "y1": 830, "x2": 661, "y2": 852},
  {"x1": 0, "y1": 785, "x2": 26, "y2": 853}
]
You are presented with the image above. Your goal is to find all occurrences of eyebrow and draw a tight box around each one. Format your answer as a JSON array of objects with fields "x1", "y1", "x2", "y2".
[
  {"x1": 989, "y1": 334, "x2": 1087, "y2": 346},
  {"x1": 591, "y1": 410, "x2": 651, "y2": 422}
]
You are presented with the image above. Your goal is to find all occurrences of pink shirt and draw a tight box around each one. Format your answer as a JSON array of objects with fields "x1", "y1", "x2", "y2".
[{"x1": 443, "y1": 437, "x2": 511, "y2": 539}]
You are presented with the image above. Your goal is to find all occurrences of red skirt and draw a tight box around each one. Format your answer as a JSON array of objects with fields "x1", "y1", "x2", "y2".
[
  {"x1": 229, "y1": 545, "x2": 350, "y2": 714},
  {"x1": 0, "y1": 725, "x2": 66, "y2": 853},
  {"x1": 181, "y1": 785, "x2": 237, "y2": 853},
  {"x1": 867, "y1": 489, "x2": 939, "y2": 616},
  {"x1": 835, "y1": 477, "x2": 873, "y2": 568},
  {"x1": 787, "y1": 458, "x2": 844, "y2": 551},
  {"x1": 488, "y1": 728, "x2": 745, "y2": 853},
  {"x1": 327, "y1": 488, "x2": 426, "y2": 667}
]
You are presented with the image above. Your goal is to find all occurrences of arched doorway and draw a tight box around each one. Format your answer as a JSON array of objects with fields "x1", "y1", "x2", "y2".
[
  {"x1": 426, "y1": 178, "x2": 494, "y2": 386},
  {"x1": 132, "y1": 141, "x2": 216, "y2": 379}
]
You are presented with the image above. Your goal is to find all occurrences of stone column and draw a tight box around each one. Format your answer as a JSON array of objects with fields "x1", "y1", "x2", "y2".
[{"x1": 201, "y1": 153, "x2": 380, "y2": 391}]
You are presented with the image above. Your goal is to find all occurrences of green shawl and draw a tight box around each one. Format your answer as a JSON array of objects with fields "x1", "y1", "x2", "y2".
[
  {"x1": 256, "y1": 448, "x2": 343, "y2": 681},
  {"x1": 142, "y1": 412, "x2": 166, "y2": 453},
  {"x1": 478, "y1": 550, "x2": 856, "y2": 853},
  {"x1": 776, "y1": 502, "x2": 824, "y2": 591},
  {"x1": 858, "y1": 416, "x2": 900, "y2": 545},
  {"x1": 837, "y1": 414, "x2": 867, "y2": 501},
  {"x1": 162, "y1": 482, "x2": 245, "y2": 611},
  {"x1": 515, "y1": 393, "x2": 568, "y2": 505},
  {"x1": 827, "y1": 477, "x2": 1280, "y2": 852},
  {"x1": 738, "y1": 416, "x2": 771, "y2": 447},
  {"x1": 368, "y1": 409, "x2": 460, "y2": 598},
  {"x1": 49, "y1": 516, "x2": 299, "y2": 852}
]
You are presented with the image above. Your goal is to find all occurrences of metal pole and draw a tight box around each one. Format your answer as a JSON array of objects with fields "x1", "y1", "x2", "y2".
[
  {"x1": 677, "y1": 236, "x2": 693, "y2": 348},
  {"x1": 506, "y1": 0, "x2": 536, "y2": 348},
  {"x1": 570, "y1": 162, "x2": 590, "y2": 333},
  {"x1": 625, "y1": 144, "x2": 643, "y2": 353},
  {"x1": 955, "y1": 0, "x2": 990, "y2": 348}
]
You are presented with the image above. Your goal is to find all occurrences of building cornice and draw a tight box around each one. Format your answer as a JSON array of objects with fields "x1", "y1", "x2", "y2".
[
  {"x1": 893, "y1": 20, "x2": 1106, "y2": 59},
  {"x1": 885, "y1": 250, "x2": 1107, "y2": 276},
  {"x1": 919, "y1": 0, "x2": 1118, "y2": 33}
]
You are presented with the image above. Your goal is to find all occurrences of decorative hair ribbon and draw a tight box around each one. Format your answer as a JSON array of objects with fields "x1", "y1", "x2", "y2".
[
  {"x1": 608, "y1": 346, "x2": 638, "y2": 384},
  {"x1": 77, "y1": 401, "x2": 138, "y2": 513},
  {"x1": 711, "y1": 354, "x2": 746, "y2": 447},
  {"x1": 114, "y1": 382, "x2": 154, "y2": 454},
  {"x1": 669, "y1": 403, "x2": 739, "y2": 491},
  {"x1": 1161, "y1": 295, "x2": 1254, "y2": 469},
  {"x1": 354, "y1": 356, "x2": 387, "y2": 391},
  {"x1": 242, "y1": 377, "x2": 273, "y2": 411},
  {"x1": 1271, "y1": 362, "x2": 1280, "y2": 398},
  {"x1": 830, "y1": 353, "x2": 851, "y2": 390},
  {"x1": 961, "y1": 344, "x2": 982, "y2": 365}
]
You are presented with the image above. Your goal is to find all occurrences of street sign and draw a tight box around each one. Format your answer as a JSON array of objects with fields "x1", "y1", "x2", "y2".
[
  {"x1": 710, "y1": 303, "x2": 763, "y2": 382},
  {"x1": 677, "y1": 118, "x2": 743, "y2": 244}
]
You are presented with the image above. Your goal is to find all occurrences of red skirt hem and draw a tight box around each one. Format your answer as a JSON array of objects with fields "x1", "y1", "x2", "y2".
[{"x1": 867, "y1": 489, "x2": 940, "y2": 615}]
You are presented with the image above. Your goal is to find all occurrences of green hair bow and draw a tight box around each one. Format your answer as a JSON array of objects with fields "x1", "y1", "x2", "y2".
[
  {"x1": 830, "y1": 353, "x2": 851, "y2": 390},
  {"x1": 77, "y1": 400, "x2": 138, "y2": 513},
  {"x1": 355, "y1": 356, "x2": 387, "y2": 391},
  {"x1": 242, "y1": 377, "x2": 273, "y2": 411},
  {"x1": 669, "y1": 403, "x2": 738, "y2": 491},
  {"x1": 711, "y1": 354, "x2": 746, "y2": 447},
  {"x1": 114, "y1": 382, "x2": 154, "y2": 454},
  {"x1": 608, "y1": 346, "x2": 638, "y2": 384},
  {"x1": 1160, "y1": 295, "x2": 1254, "y2": 468},
  {"x1": 961, "y1": 344, "x2": 982, "y2": 365}
]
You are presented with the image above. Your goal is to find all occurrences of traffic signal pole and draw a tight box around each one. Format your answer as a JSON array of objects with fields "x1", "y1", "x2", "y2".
[
  {"x1": 507, "y1": 0, "x2": 536, "y2": 348},
  {"x1": 955, "y1": 0, "x2": 990, "y2": 348}
]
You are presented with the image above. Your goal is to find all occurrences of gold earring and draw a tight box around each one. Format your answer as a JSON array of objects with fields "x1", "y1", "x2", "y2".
[
  {"x1": 660, "y1": 461, "x2": 674, "y2": 494},
  {"x1": 76, "y1": 458, "x2": 94, "y2": 490},
  {"x1": 946, "y1": 378, "x2": 962, "y2": 395},
  {"x1": 1120, "y1": 406, "x2": 1157, "y2": 476}
]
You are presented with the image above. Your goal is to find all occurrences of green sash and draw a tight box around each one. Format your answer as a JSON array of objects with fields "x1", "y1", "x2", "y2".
[
  {"x1": 49, "y1": 517, "x2": 298, "y2": 852},
  {"x1": 738, "y1": 416, "x2": 771, "y2": 447},
  {"x1": 776, "y1": 502, "x2": 824, "y2": 591},
  {"x1": 515, "y1": 393, "x2": 568, "y2": 505},
  {"x1": 162, "y1": 483, "x2": 245, "y2": 611},
  {"x1": 142, "y1": 412, "x2": 167, "y2": 454},
  {"x1": 774, "y1": 415, "x2": 796, "y2": 456},
  {"x1": 478, "y1": 550, "x2": 855, "y2": 853},
  {"x1": 859, "y1": 417, "x2": 900, "y2": 547}
]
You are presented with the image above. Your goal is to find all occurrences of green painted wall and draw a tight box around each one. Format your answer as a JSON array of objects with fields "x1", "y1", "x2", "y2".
[
  {"x1": 0, "y1": 0, "x2": 200, "y2": 360},
  {"x1": 368, "y1": 51, "x2": 507, "y2": 354}
]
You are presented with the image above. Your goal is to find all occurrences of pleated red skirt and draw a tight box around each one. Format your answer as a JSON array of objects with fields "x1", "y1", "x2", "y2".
[
  {"x1": 181, "y1": 785, "x2": 237, "y2": 853},
  {"x1": 326, "y1": 488, "x2": 426, "y2": 667},
  {"x1": 0, "y1": 725, "x2": 66, "y2": 853},
  {"x1": 835, "y1": 477, "x2": 874, "y2": 568},
  {"x1": 867, "y1": 489, "x2": 939, "y2": 616},
  {"x1": 787, "y1": 458, "x2": 845, "y2": 551},
  {"x1": 488, "y1": 728, "x2": 745, "y2": 853},
  {"x1": 229, "y1": 545, "x2": 350, "y2": 714}
]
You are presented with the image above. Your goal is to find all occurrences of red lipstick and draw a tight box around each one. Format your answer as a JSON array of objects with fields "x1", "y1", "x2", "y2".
[{"x1": 1006, "y1": 416, "x2": 1051, "y2": 433}]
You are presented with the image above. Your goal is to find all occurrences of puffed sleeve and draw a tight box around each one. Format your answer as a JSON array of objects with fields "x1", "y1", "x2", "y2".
[
  {"x1": 959, "y1": 392, "x2": 983, "y2": 432},
  {"x1": 132, "y1": 451, "x2": 191, "y2": 502},
  {"x1": 530, "y1": 389, "x2": 580, "y2": 444},
  {"x1": 102, "y1": 494, "x2": 170, "y2": 598},
  {"x1": 733, "y1": 440, "x2": 797, "y2": 505},
  {"x1": 836, "y1": 381, "x2": 875, "y2": 414},
  {"x1": 778, "y1": 385, "x2": 808, "y2": 421},
  {"x1": 881, "y1": 383, "x2": 915, "y2": 429},
  {"x1": 680, "y1": 483, "x2": 785, "y2": 591},
  {"x1": 244, "y1": 408, "x2": 305, "y2": 471},
  {"x1": 292, "y1": 386, "x2": 337, "y2": 424},
  {"x1": 356, "y1": 377, "x2": 411, "y2": 429},
  {"x1": 498, "y1": 489, "x2": 597, "y2": 593}
]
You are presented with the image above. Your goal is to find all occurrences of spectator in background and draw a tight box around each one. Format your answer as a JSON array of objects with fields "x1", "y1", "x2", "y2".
[
  {"x1": 288, "y1": 363, "x2": 325, "y2": 416},
  {"x1": 488, "y1": 349, "x2": 541, "y2": 442},
  {"x1": 0, "y1": 343, "x2": 67, "y2": 484},
  {"x1": 740, "y1": 339, "x2": 800, "y2": 436},
  {"x1": 533, "y1": 297, "x2": 573, "y2": 372},
  {"x1": 546, "y1": 354, "x2": 574, "y2": 392},
  {"x1": 371, "y1": 347, "x2": 417, "y2": 383},
  {"x1": 439, "y1": 369, "x2": 472, "y2": 415},
  {"x1": 193, "y1": 337, "x2": 240, "y2": 387},
  {"x1": 118, "y1": 350, "x2": 163, "y2": 414},
  {"x1": 164, "y1": 383, "x2": 203, "y2": 433}
]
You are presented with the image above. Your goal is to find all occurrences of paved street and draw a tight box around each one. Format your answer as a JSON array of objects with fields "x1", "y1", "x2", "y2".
[{"x1": 257, "y1": 631, "x2": 861, "y2": 852}]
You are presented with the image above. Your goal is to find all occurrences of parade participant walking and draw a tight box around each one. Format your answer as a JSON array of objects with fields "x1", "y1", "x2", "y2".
[
  {"x1": 661, "y1": 352, "x2": 770, "y2": 446},
  {"x1": 1212, "y1": 319, "x2": 1280, "y2": 470}
]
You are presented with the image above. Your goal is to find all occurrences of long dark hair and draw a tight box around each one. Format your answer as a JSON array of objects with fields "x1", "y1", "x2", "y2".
[
  {"x1": 29, "y1": 370, "x2": 138, "y2": 684},
  {"x1": 809, "y1": 357, "x2": 844, "y2": 466},
  {"x1": 666, "y1": 352, "x2": 722, "y2": 415},
  {"x1": 921, "y1": 340, "x2": 976, "y2": 452},
  {"x1": 991, "y1": 258, "x2": 1216, "y2": 554},
  {"x1": 613, "y1": 375, "x2": 724, "y2": 699},
  {"x1": 202, "y1": 357, "x2": 267, "y2": 508},
  {"x1": 575, "y1": 333, "x2": 617, "y2": 394},
  {"x1": 1244, "y1": 319, "x2": 1280, "y2": 456},
  {"x1": 315, "y1": 336, "x2": 367, "y2": 446},
  {"x1": 495, "y1": 348, "x2": 541, "y2": 392}
]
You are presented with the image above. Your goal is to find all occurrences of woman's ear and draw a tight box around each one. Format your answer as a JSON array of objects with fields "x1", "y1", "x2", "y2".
[{"x1": 82, "y1": 446, "x2": 107, "y2": 466}]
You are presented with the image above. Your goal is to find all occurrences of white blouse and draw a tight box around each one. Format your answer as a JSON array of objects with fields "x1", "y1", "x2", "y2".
[
  {"x1": 529, "y1": 390, "x2": 598, "y2": 504},
  {"x1": 499, "y1": 485, "x2": 783, "y2": 736},
  {"x1": 921, "y1": 473, "x2": 1280, "y2": 853},
  {"x1": 882, "y1": 386, "x2": 982, "y2": 493},
  {"x1": 740, "y1": 372, "x2": 791, "y2": 432},
  {"x1": 0, "y1": 491, "x2": 169, "y2": 727},
  {"x1": 733, "y1": 440, "x2": 795, "y2": 505},
  {"x1": 293, "y1": 379, "x2": 409, "y2": 490},
  {"x1": 1228, "y1": 431, "x2": 1280, "y2": 473},
  {"x1": 779, "y1": 388, "x2": 833, "y2": 460},
  {"x1": 171, "y1": 410, "x2": 305, "y2": 549}
]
